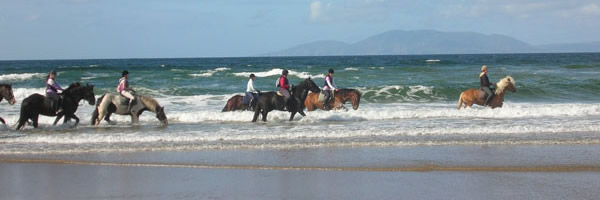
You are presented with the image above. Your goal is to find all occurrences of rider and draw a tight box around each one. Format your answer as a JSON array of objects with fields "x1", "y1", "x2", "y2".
[
  {"x1": 46, "y1": 71, "x2": 63, "y2": 114},
  {"x1": 279, "y1": 69, "x2": 291, "y2": 110},
  {"x1": 117, "y1": 70, "x2": 136, "y2": 112},
  {"x1": 322, "y1": 68, "x2": 339, "y2": 110},
  {"x1": 246, "y1": 74, "x2": 260, "y2": 111},
  {"x1": 480, "y1": 65, "x2": 495, "y2": 106}
]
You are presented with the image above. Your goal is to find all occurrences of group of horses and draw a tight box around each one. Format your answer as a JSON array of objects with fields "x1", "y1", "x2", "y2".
[
  {"x1": 222, "y1": 75, "x2": 517, "y2": 121},
  {"x1": 0, "y1": 82, "x2": 167, "y2": 130},
  {"x1": 0, "y1": 76, "x2": 516, "y2": 128}
]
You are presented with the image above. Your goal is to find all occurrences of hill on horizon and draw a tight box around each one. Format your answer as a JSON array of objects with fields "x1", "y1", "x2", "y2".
[{"x1": 263, "y1": 30, "x2": 600, "y2": 56}]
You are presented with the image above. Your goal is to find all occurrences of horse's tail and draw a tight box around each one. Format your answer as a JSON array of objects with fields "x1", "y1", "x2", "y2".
[{"x1": 457, "y1": 92, "x2": 464, "y2": 110}]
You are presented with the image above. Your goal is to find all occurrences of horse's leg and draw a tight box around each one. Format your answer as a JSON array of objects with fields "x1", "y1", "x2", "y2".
[
  {"x1": 289, "y1": 112, "x2": 297, "y2": 121},
  {"x1": 31, "y1": 115, "x2": 39, "y2": 128},
  {"x1": 0, "y1": 117, "x2": 5, "y2": 125},
  {"x1": 252, "y1": 108, "x2": 260, "y2": 122},
  {"x1": 131, "y1": 113, "x2": 140, "y2": 124},
  {"x1": 53, "y1": 112, "x2": 64, "y2": 126},
  {"x1": 261, "y1": 111, "x2": 268, "y2": 122},
  {"x1": 299, "y1": 110, "x2": 306, "y2": 117},
  {"x1": 71, "y1": 114, "x2": 80, "y2": 126},
  {"x1": 104, "y1": 112, "x2": 112, "y2": 123}
]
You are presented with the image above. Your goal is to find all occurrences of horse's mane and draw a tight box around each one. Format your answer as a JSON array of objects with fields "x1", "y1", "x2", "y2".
[
  {"x1": 495, "y1": 76, "x2": 515, "y2": 95},
  {"x1": 139, "y1": 96, "x2": 161, "y2": 112},
  {"x1": 337, "y1": 88, "x2": 362, "y2": 97},
  {"x1": 64, "y1": 82, "x2": 82, "y2": 91}
]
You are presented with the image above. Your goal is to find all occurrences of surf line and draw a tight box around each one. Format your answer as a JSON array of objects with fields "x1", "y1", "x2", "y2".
[{"x1": 2, "y1": 158, "x2": 600, "y2": 172}]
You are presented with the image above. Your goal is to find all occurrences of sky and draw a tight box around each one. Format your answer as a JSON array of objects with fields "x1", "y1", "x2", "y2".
[{"x1": 1, "y1": 0, "x2": 599, "y2": 60}]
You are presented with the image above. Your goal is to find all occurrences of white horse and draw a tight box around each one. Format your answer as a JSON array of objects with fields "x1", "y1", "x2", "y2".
[{"x1": 91, "y1": 93, "x2": 167, "y2": 125}]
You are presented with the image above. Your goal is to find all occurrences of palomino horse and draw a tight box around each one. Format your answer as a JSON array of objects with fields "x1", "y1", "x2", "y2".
[
  {"x1": 457, "y1": 76, "x2": 516, "y2": 109},
  {"x1": 304, "y1": 88, "x2": 361, "y2": 111},
  {"x1": 17, "y1": 83, "x2": 95, "y2": 130},
  {"x1": 252, "y1": 78, "x2": 321, "y2": 122},
  {"x1": 0, "y1": 84, "x2": 16, "y2": 125},
  {"x1": 92, "y1": 93, "x2": 167, "y2": 125}
]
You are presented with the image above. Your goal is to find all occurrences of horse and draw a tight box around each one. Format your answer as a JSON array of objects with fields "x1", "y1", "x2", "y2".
[
  {"x1": 304, "y1": 88, "x2": 362, "y2": 111},
  {"x1": 16, "y1": 83, "x2": 95, "y2": 130},
  {"x1": 0, "y1": 84, "x2": 16, "y2": 125},
  {"x1": 457, "y1": 76, "x2": 516, "y2": 109},
  {"x1": 252, "y1": 78, "x2": 321, "y2": 122},
  {"x1": 222, "y1": 95, "x2": 247, "y2": 112},
  {"x1": 222, "y1": 93, "x2": 260, "y2": 112},
  {"x1": 91, "y1": 93, "x2": 167, "y2": 126}
]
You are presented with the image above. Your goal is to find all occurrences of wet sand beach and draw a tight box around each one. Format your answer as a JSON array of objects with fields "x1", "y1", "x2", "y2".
[{"x1": 2, "y1": 145, "x2": 600, "y2": 200}]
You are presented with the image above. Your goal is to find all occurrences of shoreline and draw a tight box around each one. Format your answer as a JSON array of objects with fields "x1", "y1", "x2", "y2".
[{"x1": 3, "y1": 144, "x2": 600, "y2": 200}]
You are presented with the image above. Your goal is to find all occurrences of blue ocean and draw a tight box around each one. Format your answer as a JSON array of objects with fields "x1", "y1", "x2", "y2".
[{"x1": 0, "y1": 53, "x2": 599, "y2": 154}]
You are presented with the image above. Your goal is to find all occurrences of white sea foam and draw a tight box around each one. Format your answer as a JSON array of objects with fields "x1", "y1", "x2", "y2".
[
  {"x1": 0, "y1": 73, "x2": 45, "y2": 82},
  {"x1": 190, "y1": 72, "x2": 213, "y2": 77},
  {"x1": 233, "y1": 68, "x2": 325, "y2": 79},
  {"x1": 214, "y1": 67, "x2": 230, "y2": 71},
  {"x1": 345, "y1": 67, "x2": 359, "y2": 71}
]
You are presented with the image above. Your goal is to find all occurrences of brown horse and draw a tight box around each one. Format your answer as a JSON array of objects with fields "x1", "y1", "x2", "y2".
[
  {"x1": 0, "y1": 84, "x2": 16, "y2": 125},
  {"x1": 222, "y1": 95, "x2": 247, "y2": 112},
  {"x1": 305, "y1": 88, "x2": 362, "y2": 111},
  {"x1": 457, "y1": 76, "x2": 516, "y2": 109}
]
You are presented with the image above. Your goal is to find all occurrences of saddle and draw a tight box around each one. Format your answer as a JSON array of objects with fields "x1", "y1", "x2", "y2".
[
  {"x1": 477, "y1": 88, "x2": 496, "y2": 100},
  {"x1": 117, "y1": 95, "x2": 137, "y2": 107},
  {"x1": 276, "y1": 91, "x2": 283, "y2": 96}
]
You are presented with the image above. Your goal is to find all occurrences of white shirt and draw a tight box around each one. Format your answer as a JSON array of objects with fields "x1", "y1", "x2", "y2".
[{"x1": 246, "y1": 79, "x2": 257, "y2": 93}]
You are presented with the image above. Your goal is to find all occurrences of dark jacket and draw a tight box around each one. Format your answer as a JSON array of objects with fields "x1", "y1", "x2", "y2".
[{"x1": 480, "y1": 74, "x2": 492, "y2": 88}]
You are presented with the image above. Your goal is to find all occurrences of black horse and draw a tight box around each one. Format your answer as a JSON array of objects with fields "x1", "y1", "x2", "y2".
[
  {"x1": 0, "y1": 84, "x2": 16, "y2": 125},
  {"x1": 16, "y1": 82, "x2": 95, "y2": 130},
  {"x1": 252, "y1": 78, "x2": 321, "y2": 122}
]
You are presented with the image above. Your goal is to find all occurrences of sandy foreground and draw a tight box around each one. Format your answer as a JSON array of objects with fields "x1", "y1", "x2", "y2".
[{"x1": 1, "y1": 145, "x2": 600, "y2": 200}]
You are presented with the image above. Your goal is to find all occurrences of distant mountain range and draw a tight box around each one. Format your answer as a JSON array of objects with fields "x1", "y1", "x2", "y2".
[{"x1": 263, "y1": 30, "x2": 600, "y2": 56}]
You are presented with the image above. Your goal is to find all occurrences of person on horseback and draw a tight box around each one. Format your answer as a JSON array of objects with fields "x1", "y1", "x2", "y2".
[
  {"x1": 322, "y1": 68, "x2": 339, "y2": 110},
  {"x1": 480, "y1": 65, "x2": 495, "y2": 106},
  {"x1": 46, "y1": 71, "x2": 63, "y2": 114},
  {"x1": 117, "y1": 70, "x2": 136, "y2": 112},
  {"x1": 246, "y1": 74, "x2": 260, "y2": 111},
  {"x1": 279, "y1": 69, "x2": 291, "y2": 110}
]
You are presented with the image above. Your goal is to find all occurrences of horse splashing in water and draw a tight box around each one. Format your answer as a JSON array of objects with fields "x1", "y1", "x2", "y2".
[
  {"x1": 0, "y1": 84, "x2": 16, "y2": 125},
  {"x1": 304, "y1": 88, "x2": 361, "y2": 111},
  {"x1": 16, "y1": 83, "x2": 95, "y2": 130},
  {"x1": 92, "y1": 93, "x2": 167, "y2": 126},
  {"x1": 457, "y1": 76, "x2": 516, "y2": 109},
  {"x1": 252, "y1": 78, "x2": 320, "y2": 122}
]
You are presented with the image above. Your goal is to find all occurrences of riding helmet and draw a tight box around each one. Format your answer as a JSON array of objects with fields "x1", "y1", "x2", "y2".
[
  {"x1": 282, "y1": 69, "x2": 289, "y2": 75},
  {"x1": 328, "y1": 69, "x2": 334, "y2": 74},
  {"x1": 122, "y1": 70, "x2": 129, "y2": 77}
]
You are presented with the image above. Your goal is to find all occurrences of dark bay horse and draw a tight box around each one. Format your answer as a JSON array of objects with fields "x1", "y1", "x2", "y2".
[
  {"x1": 0, "y1": 84, "x2": 17, "y2": 125},
  {"x1": 222, "y1": 95, "x2": 247, "y2": 112},
  {"x1": 457, "y1": 76, "x2": 516, "y2": 109},
  {"x1": 17, "y1": 83, "x2": 95, "y2": 130},
  {"x1": 304, "y1": 88, "x2": 361, "y2": 111},
  {"x1": 252, "y1": 78, "x2": 321, "y2": 122}
]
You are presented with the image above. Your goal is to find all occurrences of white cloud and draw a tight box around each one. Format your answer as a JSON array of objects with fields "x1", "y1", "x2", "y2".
[
  {"x1": 581, "y1": 4, "x2": 600, "y2": 15},
  {"x1": 310, "y1": 1, "x2": 323, "y2": 21}
]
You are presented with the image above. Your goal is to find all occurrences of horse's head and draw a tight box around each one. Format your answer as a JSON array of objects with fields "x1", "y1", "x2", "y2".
[
  {"x1": 302, "y1": 77, "x2": 321, "y2": 93},
  {"x1": 64, "y1": 82, "x2": 95, "y2": 105},
  {"x1": 84, "y1": 84, "x2": 96, "y2": 105},
  {"x1": 0, "y1": 84, "x2": 16, "y2": 105},
  {"x1": 496, "y1": 76, "x2": 517, "y2": 94},
  {"x1": 339, "y1": 89, "x2": 361, "y2": 110},
  {"x1": 156, "y1": 106, "x2": 168, "y2": 125}
]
